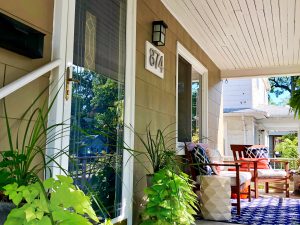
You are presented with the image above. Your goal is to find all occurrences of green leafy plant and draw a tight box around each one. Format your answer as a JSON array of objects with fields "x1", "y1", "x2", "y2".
[
  {"x1": 0, "y1": 86, "x2": 67, "y2": 191},
  {"x1": 140, "y1": 168, "x2": 198, "y2": 225},
  {"x1": 275, "y1": 136, "x2": 299, "y2": 169},
  {"x1": 126, "y1": 124, "x2": 177, "y2": 174},
  {"x1": 4, "y1": 175, "x2": 99, "y2": 225},
  {"x1": 289, "y1": 79, "x2": 300, "y2": 118}
]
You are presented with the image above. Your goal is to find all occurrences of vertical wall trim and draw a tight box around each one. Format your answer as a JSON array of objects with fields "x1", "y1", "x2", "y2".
[
  {"x1": 117, "y1": 0, "x2": 137, "y2": 224},
  {"x1": 47, "y1": 0, "x2": 70, "y2": 176}
]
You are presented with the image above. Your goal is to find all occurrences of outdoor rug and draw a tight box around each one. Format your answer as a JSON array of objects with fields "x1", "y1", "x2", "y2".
[{"x1": 229, "y1": 197, "x2": 300, "y2": 225}]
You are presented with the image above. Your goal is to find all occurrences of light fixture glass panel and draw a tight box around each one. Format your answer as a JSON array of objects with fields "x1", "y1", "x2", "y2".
[
  {"x1": 153, "y1": 24, "x2": 160, "y2": 31},
  {"x1": 161, "y1": 33, "x2": 165, "y2": 44},
  {"x1": 153, "y1": 32, "x2": 160, "y2": 42}
]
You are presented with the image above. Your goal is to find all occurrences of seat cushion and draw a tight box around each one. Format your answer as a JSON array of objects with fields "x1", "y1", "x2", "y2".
[
  {"x1": 257, "y1": 169, "x2": 287, "y2": 178},
  {"x1": 218, "y1": 171, "x2": 252, "y2": 186}
]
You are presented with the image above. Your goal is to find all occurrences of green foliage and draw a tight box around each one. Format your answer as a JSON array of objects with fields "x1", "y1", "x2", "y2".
[
  {"x1": 275, "y1": 137, "x2": 299, "y2": 169},
  {"x1": 3, "y1": 175, "x2": 99, "y2": 225},
  {"x1": 127, "y1": 124, "x2": 176, "y2": 173},
  {"x1": 0, "y1": 86, "x2": 66, "y2": 191},
  {"x1": 269, "y1": 76, "x2": 300, "y2": 106},
  {"x1": 281, "y1": 133, "x2": 297, "y2": 141},
  {"x1": 140, "y1": 169, "x2": 198, "y2": 225},
  {"x1": 70, "y1": 68, "x2": 124, "y2": 155},
  {"x1": 290, "y1": 79, "x2": 300, "y2": 119},
  {"x1": 89, "y1": 153, "x2": 122, "y2": 217},
  {"x1": 269, "y1": 76, "x2": 299, "y2": 96},
  {"x1": 70, "y1": 68, "x2": 124, "y2": 217}
]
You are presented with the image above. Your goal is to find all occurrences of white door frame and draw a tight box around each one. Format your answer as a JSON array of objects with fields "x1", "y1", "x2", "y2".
[
  {"x1": 49, "y1": 0, "x2": 136, "y2": 224},
  {"x1": 176, "y1": 42, "x2": 208, "y2": 154}
]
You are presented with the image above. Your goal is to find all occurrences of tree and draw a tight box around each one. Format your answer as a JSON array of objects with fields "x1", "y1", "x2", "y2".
[
  {"x1": 269, "y1": 76, "x2": 300, "y2": 97},
  {"x1": 289, "y1": 79, "x2": 300, "y2": 119}
]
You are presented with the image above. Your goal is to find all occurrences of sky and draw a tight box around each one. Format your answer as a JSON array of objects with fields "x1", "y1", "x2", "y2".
[{"x1": 268, "y1": 90, "x2": 291, "y2": 106}]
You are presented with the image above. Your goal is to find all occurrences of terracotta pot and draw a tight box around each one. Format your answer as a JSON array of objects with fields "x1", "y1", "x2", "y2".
[{"x1": 0, "y1": 202, "x2": 15, "y2": 225}]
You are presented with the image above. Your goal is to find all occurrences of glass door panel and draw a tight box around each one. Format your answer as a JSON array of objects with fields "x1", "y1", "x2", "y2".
[
  {"x1": 192, "y1": 71, "x2": 202, "y2": 142},
  {"x1": 68, "y1": 0, "x2": 127, "y2": 219}
]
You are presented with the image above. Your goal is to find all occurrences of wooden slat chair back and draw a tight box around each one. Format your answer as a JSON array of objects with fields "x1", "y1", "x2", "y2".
[
  {"x1": 230, "y1": 144, "x2": 290, "y2": 198},
  {"x1": 230, "y1": 144, "x2": 252, "y2": 161}
]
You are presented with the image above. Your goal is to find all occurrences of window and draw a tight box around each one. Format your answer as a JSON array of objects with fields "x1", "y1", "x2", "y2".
[
  {"x1": 69, "y1": 0, "x2": 127, "y2": 218},
  {"x1": 177, "y1": 58, "x2": 203, "y2": 143},
  {"x1": 176, "y1": 42, "x2": 208, "y2": 147}
]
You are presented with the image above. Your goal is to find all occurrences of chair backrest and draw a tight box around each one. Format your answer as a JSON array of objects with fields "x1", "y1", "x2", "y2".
[
  {"x1": 184, "y1": 143, "x2": 198, "y2": 181},
  {"x1": 230, "y1": 144, "x2": 252, "y2": 160}
]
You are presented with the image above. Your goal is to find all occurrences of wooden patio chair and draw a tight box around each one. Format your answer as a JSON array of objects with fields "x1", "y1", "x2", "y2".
[
  {"x1": 230, "y1": 144, "x2": 290, "y2": 198},
  {"x1": 184, "y1": 143, "x2": 251, "y2": 215}
]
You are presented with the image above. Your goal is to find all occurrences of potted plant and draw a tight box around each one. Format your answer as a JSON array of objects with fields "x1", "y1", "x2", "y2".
[
  {"x1": 0, "y1": 86, "x2": 114, "y2": 224},
  {"x1": 140, "y1": 168, "x2": 198, "y2": 225},
  {"x1": 125, "y1": 124, "x2": 177, "y2": 186},
  {"x1": 0, "y1": 86, "x2": 67, "y2": 223},
  {"x1": 3, "y1": 175, "x2": 112, "y2": 225},
  {"x1": 0, "y1": 86, "x2": 66, "y2": 190}
]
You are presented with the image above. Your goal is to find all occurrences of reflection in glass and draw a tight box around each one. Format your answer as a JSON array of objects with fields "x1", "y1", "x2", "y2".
[
  {"x1": 69, "y1": 67, "x2": 124, "y2": 218},
  {"x1": 69, "y1": 0, "x2": 127, "y2": 219},
  {"x1": 192, "y1": 73, "x2": 202, "y2": 143}
]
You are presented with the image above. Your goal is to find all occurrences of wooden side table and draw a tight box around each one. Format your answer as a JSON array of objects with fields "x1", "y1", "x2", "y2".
[{"x1": 200, "y1": 175, "x2": 231, "y2": 221}]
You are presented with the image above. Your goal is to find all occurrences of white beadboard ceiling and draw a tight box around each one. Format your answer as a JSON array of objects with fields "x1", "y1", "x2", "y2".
[{"x1": 161, "y1": 0, "x2": 300, "y2": 78}]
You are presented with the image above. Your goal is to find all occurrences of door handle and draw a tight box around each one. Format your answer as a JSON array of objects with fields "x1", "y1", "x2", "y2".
[{"x1": 65, "y1": 66, "x2": 80, "y2": 100}]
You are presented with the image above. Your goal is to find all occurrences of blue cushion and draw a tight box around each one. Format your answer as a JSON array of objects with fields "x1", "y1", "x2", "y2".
[{"x1": 190, "y1": 145, "x2": 212, "y2": 175}]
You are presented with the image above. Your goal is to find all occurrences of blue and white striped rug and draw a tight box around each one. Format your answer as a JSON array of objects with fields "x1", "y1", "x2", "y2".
[{"x1": 230, "y1": 197, "x2": 300, "y2": 225}]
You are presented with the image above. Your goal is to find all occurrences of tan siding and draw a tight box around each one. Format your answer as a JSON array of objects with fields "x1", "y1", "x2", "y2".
[
  {"x1": 134, "y1": 0, "x2": 223, "y2": 222},
  {"x1": 0, "y1": 0, "x2": 53, "y2": 33},
  {"x1": 0, "y1": 1, "x2": 54, "y2": 152},
  {"x1": 0, "y1": 63, "x2": 4, "y2": 88}
]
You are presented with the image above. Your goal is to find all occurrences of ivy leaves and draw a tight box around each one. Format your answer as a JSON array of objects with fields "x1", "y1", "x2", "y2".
[
  {"x1": 141, "y1": 169, "x2": 198, "y2": 225},
  {"x1": 3, "y1": 175, "x2": 99, "y2": 225}
]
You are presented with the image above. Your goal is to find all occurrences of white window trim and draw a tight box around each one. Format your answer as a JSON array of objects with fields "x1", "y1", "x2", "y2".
[
  {"x1": 176, "y1": 42, "x2": 208, "y2": 154},
  {"x1": 117, "y1": 0, "x2": 137, "y2": 224},
  {"x1": 50, "y1": 0, "x2": 136, "y2": 224}
]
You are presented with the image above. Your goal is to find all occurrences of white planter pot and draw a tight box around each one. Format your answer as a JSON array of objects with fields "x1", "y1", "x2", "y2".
[{"x1": 199, "y1": 175, "x2": 231, "y2": 221}]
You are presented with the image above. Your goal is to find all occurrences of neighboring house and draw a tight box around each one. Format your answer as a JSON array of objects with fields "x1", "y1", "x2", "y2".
[{"x1": 223, "y1": 78, "x2": 300, "y2": 157}]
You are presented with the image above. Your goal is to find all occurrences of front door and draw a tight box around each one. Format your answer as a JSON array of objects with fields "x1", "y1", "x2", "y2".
[{"x1": 53, "y1": 0, "x2": 133, "y2": 222}]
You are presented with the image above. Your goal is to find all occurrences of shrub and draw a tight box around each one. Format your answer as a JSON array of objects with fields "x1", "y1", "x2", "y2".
[{"x1": 275, "y1": 136, "x2": 298, "y2": 169}]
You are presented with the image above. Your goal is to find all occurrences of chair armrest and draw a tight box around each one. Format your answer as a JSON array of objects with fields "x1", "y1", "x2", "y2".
[
  {"x1": 189, "y1": 162, "x2": 240, "y2": 167},
  {"x1": 190, "y1": 163, "x2": 247, "y2": 187},
  {"x1": 269, "y1": 158, "x2": 290, "y2": 163},
  {"x1": 269, "y1": 158, "x2": 290, "y2": 172}
]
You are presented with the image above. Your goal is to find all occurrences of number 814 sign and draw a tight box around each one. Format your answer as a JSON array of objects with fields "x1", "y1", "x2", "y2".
[{"x1": 145, "y1": 41, "x2": 164, "y2": 79}]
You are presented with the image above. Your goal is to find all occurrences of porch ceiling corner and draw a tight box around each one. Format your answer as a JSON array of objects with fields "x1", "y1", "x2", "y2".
[{"x1": 162, "y1": 0, "x2": 300, "y2": 78}]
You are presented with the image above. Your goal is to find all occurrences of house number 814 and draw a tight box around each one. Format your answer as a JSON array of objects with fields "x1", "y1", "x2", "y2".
[{"x1": 149, "y1": 48, "x2": 163, "y2": 73}]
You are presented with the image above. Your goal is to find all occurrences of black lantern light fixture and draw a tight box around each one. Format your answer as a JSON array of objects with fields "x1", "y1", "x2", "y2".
[{"x1": 152, "y1": 20, "x2": 168, "y2": 46}]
